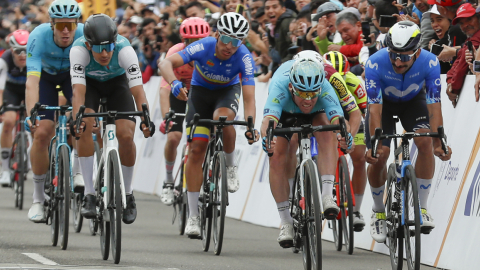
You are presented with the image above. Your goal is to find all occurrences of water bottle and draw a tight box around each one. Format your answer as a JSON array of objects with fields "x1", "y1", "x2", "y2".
[{"x1": 310, "y1": 137, "x2": 318, "y2": 157}]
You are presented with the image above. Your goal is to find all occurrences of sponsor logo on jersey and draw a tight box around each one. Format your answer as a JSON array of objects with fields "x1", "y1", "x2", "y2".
[
  {"x1": 127, "y1": 64, "x2": 140, "y2": 75},
  {"x1": 207, "y1": 60, "x2": 214, "y2": 67},
  {"x1": 235, "y1": 93, "x2": 240, "y2": 102},
  {"x1": 27, "y1": 53, "x2": 32, "y2": 58},
  {"x1": 354, "y1": 85, "x2": 366, "y2": 98},
  {"x1": 73, "y1": 64, "x2": 84, "y2": 74},
  {"x1": 273, "y1": 98, "x2": 280, "y2": 103},
  {"x1": 365, "y1": 60, "x2": 378, "y2": 70},
  {"x1": 345, "y1": 101, "x2": 356, "y2": 112},
  {"x1": 276, "y1": 92, "x2": 286, "y2": 101},
  {"x1": 242, "y1": 54, "x2": 253, "y2": 75},
  {"x1": 328, "y1": 110, "x2": 337, "y2": 116},
  {"x1": 187, "y1": 43, "x2": 204, "y2": 55},
  {"x1": 385, "y1": 84, "x2": 419, "y2": 98},
  {"x1": 429, "y1": 59, "x2": 439, "y2": 68},
  {"x1": 330, "y1": 77, "x2": 348, "y2": 98}
]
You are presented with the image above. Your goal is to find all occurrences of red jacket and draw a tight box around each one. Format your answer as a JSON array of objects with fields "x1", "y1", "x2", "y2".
[
  {"x1": 339, "y1": 32, "x2": 363, "y2": 58},
  {"x1": 446, "y1": 30, "x2": 480, "y2": 94}
]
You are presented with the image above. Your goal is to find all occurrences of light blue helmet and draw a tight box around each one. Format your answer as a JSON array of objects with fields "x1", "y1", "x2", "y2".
[
  {"x1": 289, "y1": 50, "x2": 325, "y2": 92},
  {"x1": 48, "y1": 0, "x2": 82, "y2": 19}
]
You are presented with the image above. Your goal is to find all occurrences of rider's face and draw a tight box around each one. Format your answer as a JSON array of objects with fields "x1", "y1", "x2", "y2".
[
  {"x1": 389, "y1": 49, "x2": 418, "y2": 74},
  {"x1": 215, "y1": 32, "x2": 242, "y2": 60},
  {"x1": 52, "y1": 18, "x2": 77, "y2": 47},
  {"x1": 86, "y1": 42, "x2": 114, "y2": 66},
  {"x1": 291, "y1": 84, "x2": 319, "y2": 114}
]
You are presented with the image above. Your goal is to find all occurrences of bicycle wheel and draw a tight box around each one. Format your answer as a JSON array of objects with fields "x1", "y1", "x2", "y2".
[
  {"x1": 178, "y1": 145, "x2": 187, "y2": 235},
  {"x1": 403, "y1": 165, "x2": 421, "y2": 270},
  {"x1": 16, "y1": 132, "x2": 27, "y2": 210},
  {"x1": 108, "y1": 152, "x2": 122, "y2": 264},
  {"x1": 386, "y1": 164, "x2": 403, "y2": 270},
  {"x1": 212, "y1": 152, "x2": 227, "y2": 255},
  {"x1": 338, "y1": 156, "x2": 354, "y2": 255},
  {"x1": 73, "y1": 193, "x2": 83, "y2": 233},
  {"x1": 304, "y1": 160, "x2": 322, "y2": 270},
  {"x1": 200, "y1": 145, "x2": 212, "y2": 251},
  {"x1": 291, "y1": 174, "x2": 311, "y2": 270},
  {"x1": 58, "y1": 145, "x2": 70, "y2": 250},
  {"x1": 331, "y1": 215, "x2": 342, "y2": 251},
  {"x1": 48, "y1": 142, "x2": 59, "y2": 247},
  {"x1": 97, "y1": 163, "x2": 110, "y2": 260}
]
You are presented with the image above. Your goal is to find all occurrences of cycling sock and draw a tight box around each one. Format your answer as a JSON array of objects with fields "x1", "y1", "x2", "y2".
[
  {"x1": 72, "y1": 148, "x2": 81, "y2": 175},
  {"x1": 371, "y1": 185, "x2": 385, "y2": 212},
  {"x1": 321, "y1": 174, "x2": 335, "y2": 199},
  {"x1": 122, "y1": 165, "x2": 134, "y2": 194},
  {"x1": 354, "y1": 193, "x2": 364, "y2": 212},
  {"x1": 416, "y1": 178, "x2": 432, "y2": 210},
  {"x1": 225, "y1": 151, "x2": 235, "y2": 167},
  {"x1": 277, "y1": 201, "x2": 293, "y2": 225},
  {"x1": 32, "y1": 174, "x2": 46, "y2": 203},
  {"x1": 79, "y1": 156, "x2": 95, "y2": 195},
  {"x1": 288, "y1": 178, "x2": 294, "y2": 199},
  {"x1": 165, "y1": 160, "x2": 175, "y2": 183},
  {"x1": 1, "y1": 147, "x2": 10, "y2": 172},
  {"x1": 188, "y1": 191, "x2": 200, "y2": 218}
]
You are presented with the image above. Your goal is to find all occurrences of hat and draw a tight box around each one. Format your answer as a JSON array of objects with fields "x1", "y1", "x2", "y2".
[
  {"x1": 427, "y1": 0, "x2": 463, "y2": 7},
  {"x1": 141, "y1": 5, "x2": 155, "y2": 15},
  {"x1": 452, "y1": 3, "x2": 477, "y2": 25},
  {"x1": 424, "y1": 5, "x2": 441, "y2": 16},
  {"x1": 129, "y1": 15, "x2": 143, "y2": 25},
  {"x1": 312, "y1": 2, "x2": 342, "y2": 22},
  {"x1": 338, "y1": 7, "x2": 361, "y2": 21}
]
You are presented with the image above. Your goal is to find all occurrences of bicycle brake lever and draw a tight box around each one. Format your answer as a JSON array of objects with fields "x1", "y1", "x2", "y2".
[
  {"x1": 188, "y1": 113, "x2": 200, "y2": 143},
  {"x1": 371, "y1": 128, "x2": 382, "y2": 157},
  {"x1": 267, "y1": 119, "x2": 274, "y2": 157},
  {"x1": 437, "y1": 126, "x2": 448, "y2": 155}
]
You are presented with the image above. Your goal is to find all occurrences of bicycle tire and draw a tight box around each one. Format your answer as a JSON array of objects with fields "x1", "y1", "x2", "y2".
[
  {"x1": 305, "y1": 159, "x2": 322, "y2": 270},
  {"x1": 49, "y1": 141, "x2": 59, "y2": 247},
  {"x1": 178, "y1": 144, "x2": 187, "y2": 235},
  {"x1": 109, "y1": 151, "x2": 122, "y2": 264},
  {"x1": 331, "y1": 214, "x2": 342, "y2": 251},
  {"x1": 17, "y1": 132, "x2": 27, "y2": 210},
  {"x1": 338, "y1": 156, "x2": 354, "y2": 255},
  {"x1": 212, "y1": 151, "x2": 227, "y2": 255},
  {"x1": 58, "y1": 145, "x2": 70, "y2": 250},
  {"x1": 292, "y1": 172, "x2": 310, "y2": 270},
  {"x1": 403, "y1": 165, "x2": 421, "y2": 270},
  {"x1": 201, "y1": 144, "x2": 212, "y2": 251},
  {"x1": 97, "y1": 163, "x2": 110, "y2": 260},
  {"x1": 73, "y1": 193, "x2": 83, "y2": 233},
  {"x1": 386, "y1": 164, "x2": 403, "y2": 270}
]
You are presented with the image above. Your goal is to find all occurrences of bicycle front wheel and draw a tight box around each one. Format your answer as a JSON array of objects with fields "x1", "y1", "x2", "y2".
[
  {"x1": 15, "y1": 132, "x2": 27, "y2": 210},
  {"x1": 212, "y1": 152, "x2": 227, "y2": 255},
  {"x1": 58, "y1": 145, "x2": 70, "y2": 250},
  {"x1": 305, "y1": 159, "x2": 322, "y2": 270},
  {"x1": 73, "y1": 193, "x2": 83, "y2": 233},
  {"x1": 201, "y1": 144, "x2": 213, "y2": 251},
  {"x1": 386, "y1": 164, "x2": 403, "y2": 270},
  {"x1": 97, "y1": 162, "x2": 110, "y2": 260},
  {"x1": 403, "y1": 165, "x2": 421, "y2": 270},
  {"x1": 109, "y1": 152, "x2": 122, "y2": 264},
  {"x1": 48, "y1": 141, "x2": 59, "y2": 247},
  {"x1": 338, "y1": 156, "x2": 354, "y2": 255},
  {"x1": 178, "y1": 144, "x2": 187, "y2": 235}
]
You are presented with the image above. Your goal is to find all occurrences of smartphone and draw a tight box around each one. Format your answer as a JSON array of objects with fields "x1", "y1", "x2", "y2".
[
  {"x1": 361, "y1": 22, "x2": 371, "y2": 43},
  {"x1": 236, "y1": 4, "x2": 245, "y2": 14},
  {"x1": 474, "y1": 60, "x2": 480, "y2": 72},
  {"x1": 467, "y1": 41, "x2": 473, "y2": 52},
  {"x1": 430, "y1": 44, "x2": 444, "y2": 56},
  {"x1": 311, "y1": 14, "x2": 318, "y2": 27},
  {"x1": 379, "y1": 15, "x2": 397, "y2": 28}
]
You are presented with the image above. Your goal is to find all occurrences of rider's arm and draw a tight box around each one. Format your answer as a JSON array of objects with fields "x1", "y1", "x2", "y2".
[
  {"x1": 0, "y1": 58, "x2": 7, "y2": 104},
  {"x1": 158, "y1": 53, "x2": 186, "y2": 86},
  {"x1": 425, "y1": 55, "x2": 444, "y2": 148},
  {"x1": 118, "y1": 46, "x2": 149, "y2": 111},
  {"x1": 70, "y1": 45, "x2": 90, "y2": 118},
  {"x1": 240, "y1": 51, "x2": 257, "y2": 125},
  {"x1": 25, "y1": 28, "x2": 44, "y2": 117},
  {"x1": 25, "y1": 76, "x2": 40, "y2": 117},
  {"x1": 365, "y1": 59, "x2": 383, "y2": 146}
]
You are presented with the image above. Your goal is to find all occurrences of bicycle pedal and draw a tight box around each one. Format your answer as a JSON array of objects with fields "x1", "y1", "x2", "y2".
[
  {"x1": 279, "y1": 240, "x2": 294, "y2": 249},
  {"x1": 353, "y1": 225, "x2": 365, "y2": 232},
  {"x1": 187, "y1": 235, "x2": 201, "y2": 240},
  {"x1": 421, "y1": 227, "x2": 433, "y2": 234}
]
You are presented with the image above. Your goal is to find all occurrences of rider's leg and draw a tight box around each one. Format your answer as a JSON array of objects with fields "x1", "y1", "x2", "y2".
[
  {"x1": 413, "y1": 133, "x2": 434, "y2": 210},
  {"x1": 1, "y1": 111, "x2": 16, "y2": 173},
  {"x1": 76, "y1": 113, "x2": 95, "y2": 195},
  {"x1": 116, "y1": 119, "x2": 136, "y2": 193},
  {"x1": 185, "y1": 132, "x2": 209, "y2": 218},
  {"x1": 351, "y1": 144, "x2": 367, "y2": 212},
  {"x1": 30, "y1": 120, "x2": 55, "y2": 203},
  {"x1": 164, "y1": 131, "x2": 182, "y2": 183}
]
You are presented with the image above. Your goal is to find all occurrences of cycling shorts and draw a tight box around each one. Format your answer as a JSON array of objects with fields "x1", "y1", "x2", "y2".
[
  {"x1": 354, "y1": 119, "x2": 365, "y2": 146},
  {"x1": 3, "y1": 82, "x2": 25, "y2": 107},
  {"x1": 185, "y1": 83, "x2": 241, "y2": 142},
  {"x1": 84, "y1": 74, "x2": 136, "y2": 123},
  {"x1": 365, "y1": 91, "x2": 429, "y2": 149},
  {"x1": 39, "y1": 71, "x2": 73, "y2": 121},
  {"x1": 274, "y1": 111, "x2": 323, "y2": 142},
  {"x1": 169, "y1": 92, "x2": 187, "y2": 133}
]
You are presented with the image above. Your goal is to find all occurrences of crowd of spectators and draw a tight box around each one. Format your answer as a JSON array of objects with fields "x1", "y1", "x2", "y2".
[{"x1": 2, "y1": 0, "x2": 480, "y2": 105}]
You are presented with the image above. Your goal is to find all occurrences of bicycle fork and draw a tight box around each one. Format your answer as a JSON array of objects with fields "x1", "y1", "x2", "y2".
[{"x1": 397, "y1": 160, "x2": 423, "y2": 227}]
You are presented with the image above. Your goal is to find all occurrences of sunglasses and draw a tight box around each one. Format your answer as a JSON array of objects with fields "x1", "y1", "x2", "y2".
[
  {"x1": 91, "y1": 43, "x2": 115, "y2": 53},
  {"x1": 13, "y1": 48, "x2": 26, "y2": 55},
  {"x1": 219, "y1": 34, "x2": 243, "y2": 47},
  {"x1": 388, "y1": 48, "x2": 418, "y2": 62},
  {"x1": 54, "y1": 22, "x2": 77, "y2": 31},
  {"x1": 292, "y1": 86, "x2": 321, "y2": 100}
]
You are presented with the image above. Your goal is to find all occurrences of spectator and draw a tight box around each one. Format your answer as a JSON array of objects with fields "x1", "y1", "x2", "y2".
[
  {"x1": 250, "y1": 0, "x2": 264, "y2": 18},
  {"x1": 358, "y1": 0, "x2": 368, "y2": 21},
  {"x1": 431, "y1": 0, "x2": 465, "y2": 20},
  {"x1": 118, "y1": 23, "x2": 132, "y2": 41},
  {"x1": 265, "y1": 0, "x2": 296, "y2": 63},
  {"x1": 312, "y1": 2, "x2": 342, "y2": 43},
  {"x1": 346, "y1": 0, "x2": 360, "y2": 9},
  {"x1": 185, "y1": 1, "x2": 205, "y2": 18},
  {"x1": 296, "y1": 9, "x2": 317, "y2": 51},
  {"x1": 446, "y1": 3, "x2": 480, "y2": 107},
  {"x1": 296, "y1": 0, "x2": 311, "y2": 12}
]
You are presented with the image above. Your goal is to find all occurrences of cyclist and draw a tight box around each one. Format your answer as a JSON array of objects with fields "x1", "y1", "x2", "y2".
[
  {"x1": 0, "y1": 30, "x2": 28, "y2": 187},
  {"x1": 260, "y1": 50, "x2": 353, "y2": 248},
  {"x1": 158, "y1": 12, "x2": 259, "y2": 237},
  {"x1": 70, "y1": 14, "x2": 154, "y2": 224},
  {"x1": 25, "y1": 0, "x2": 83, "y2": 223},
  {"x1": 324, "y1": 51, "x2": 368, "y2": 231},
  {"x1": 158, "y1": 17, "x2": 210, "y2": 206},
  {"x1": 365, "y1": 21, "x2": 452, "y2": 243}
]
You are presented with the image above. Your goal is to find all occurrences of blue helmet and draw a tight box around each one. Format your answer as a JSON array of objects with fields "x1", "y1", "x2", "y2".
[
  {"x1": 289, "y1": 50, "x2": 325, "y2": 92},
  {"x1": 48, "y1": 0, "x2": 82, "y2": 19}
]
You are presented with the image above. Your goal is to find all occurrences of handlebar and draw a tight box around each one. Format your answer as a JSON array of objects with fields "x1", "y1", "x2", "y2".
[
  {"x1": 187, "y1": 113, "x2": 253, "y2": 143},
  {"x1": 164, "y1": 109, "x2": 186, "y2": 134}
]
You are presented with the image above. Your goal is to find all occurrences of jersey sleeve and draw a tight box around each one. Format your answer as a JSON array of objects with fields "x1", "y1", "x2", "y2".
[
  {"x1": 365, "y1": 59, "x2": 383, "y2": 104},
  {"x1": 263, "y1": 80, "x2": 288, "y2": 122},
  {"x1": 318, "y1": 81, "x2": 344, "y2": 123},
  {"x1": 346, "y1": 72, "x2": 367, "y2": 113},
  {"x1": 328, "y1": 72, "x2": 359, "y2": 115},
  {"x1": 0, "y1": 58, "x2": 7, "y2": 90},
  {"x1": 26, "y1": 28, "x2": 44, "y2": 78},
  {"x1": 424, "y1": 57, "x2": 441, "y2": 104},
  {"x1": 69, "y1": 46, "x2": 90, "y2": 86},
  {"x1": 118, "y1": 46, "x2": 143, "y2": 88},
  {"x1": 239, "y1": 50, "x2": 255, "y2": 86},
  {"x1": 178, "y1": 39, "x2": 206, "y2": 65}
]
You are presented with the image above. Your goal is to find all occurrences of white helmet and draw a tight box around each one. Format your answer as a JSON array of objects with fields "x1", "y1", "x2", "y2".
[
  {"x1": 293, "y1": 50, "x2": 324, "y2": 66},
  {"x1": 290, "y1": 50, "x2": 325, "y2": 92},
  {"x1": 217, "y1": 12, "x2": 249, "y2": 39}
]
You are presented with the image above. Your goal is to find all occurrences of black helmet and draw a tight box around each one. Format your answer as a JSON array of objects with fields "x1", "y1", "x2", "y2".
[{"x1": 84, "y1": 14, "x2": 118, "y2": 45}]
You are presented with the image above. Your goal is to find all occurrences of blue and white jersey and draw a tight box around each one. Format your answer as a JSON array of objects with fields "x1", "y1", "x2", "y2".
[
  {"x1": 263, "y1": 60, "x2": 344, "y2": 122},
  {"x1": 26, "y1": 23, "x2": 84, "y2": 77},
  {"x1": 178, "y1": 37, "x2": 255, "y2": 90},
  {"x1": 365, "y1": 48, "x2": 441, "y2": 105}
]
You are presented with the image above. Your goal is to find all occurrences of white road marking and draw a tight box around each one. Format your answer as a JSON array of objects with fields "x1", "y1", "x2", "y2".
[{"x1": 22, "y1": 253, "x2": 59, "y2": 266}]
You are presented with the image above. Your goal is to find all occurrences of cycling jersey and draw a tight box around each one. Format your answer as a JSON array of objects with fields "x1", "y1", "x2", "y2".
[
  {"x1": 344, "y1": 71, "x2": 367, "y2": 113},
  {"x1": 0, "y1": 50, "x2": 26, "y2": 89},
  {"x1": 264, "y1": 60, "x2": 344, "y2": 123},
  {"x1": 178, "y1": 37, "x2": 255, "y2": 90},
  {"x1": 365, "y1": 48, "x2": 441, "y2": 105},
  {"x1": 27, "y1": 23, "x2": 84, "y2": 77},
  {"x1": 324, "y1": 64, "x2": 359, "y2": 117},
  {"x1": 70, "y1": 35, "x2": 143, "y2": 88},
  {"x1": 160, "y1": 43, "x2": 194, "y2": 90}
]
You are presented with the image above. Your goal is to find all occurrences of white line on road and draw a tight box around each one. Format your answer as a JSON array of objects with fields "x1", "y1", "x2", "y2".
[{"x1": 22, "y1": 253, "x2": 59, "y2": 266}]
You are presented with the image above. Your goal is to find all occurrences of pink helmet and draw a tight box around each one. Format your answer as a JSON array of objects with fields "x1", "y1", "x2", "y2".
[
  {"x1": 179, "y1": 17, "x2": 210, "y2": 39},
  {"x1": 9, "y1": 30, "x2": 29, "y2": 49}
]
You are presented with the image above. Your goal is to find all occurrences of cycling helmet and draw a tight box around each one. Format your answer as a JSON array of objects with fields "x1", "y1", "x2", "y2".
[
  {"x1": 9, "y1": 30, "x2": 29, "y2": 49},
  {"x1": 290, "y1": 50, "x2": 325, "y2": 92},
  {"x1": 323, "y1": 51, "x2": 350, "y2": 76},
  {"x1": 84, "y1": 14, "x2": 118, "y2": 45},
  {"x1": 385, "y1": 21, "x2": 421, "y2": 52},
  {"x1": 427, "y1": 0, "x2": 463, "y2": 6},
  {"x1": 180, "y1": 17, "x2": 210, "y2": 39},
  {"x1": 217, "y1": 12, "x2": 249, "y2": 39},
  {"x1": 48, "y1": 0, "x2": 82, "y2": 19}
]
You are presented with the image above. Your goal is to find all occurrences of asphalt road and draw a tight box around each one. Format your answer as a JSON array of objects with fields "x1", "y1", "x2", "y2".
[{"x1": 0, "y1": 173, "x2": 438, "y2": 270}]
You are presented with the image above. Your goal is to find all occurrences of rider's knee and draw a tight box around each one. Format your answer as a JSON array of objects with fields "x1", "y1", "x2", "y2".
[
  {"x1": 116, "y1": 130, "x2": 134, "y2": 145},
  {"x1": 415, "y1": 137, "x2": 433, "y2": 154},
  {"x1": 2, "y1": 118, "x2": 15, "y2": 131},
  {"x1": 167, "y1": 132, "x2": 182, "y2": 147}
]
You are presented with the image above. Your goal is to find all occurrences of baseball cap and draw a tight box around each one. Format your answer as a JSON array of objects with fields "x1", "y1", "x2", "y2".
[
  {"x1": 427, "y1": 0, "x2": 463, "y2": 7},
  {"x1": 452, "y1": 3, "x2": 477, "y2": 25},
  {"x1": 312, "y1": 2, "x2": 342, "y2": 22}
]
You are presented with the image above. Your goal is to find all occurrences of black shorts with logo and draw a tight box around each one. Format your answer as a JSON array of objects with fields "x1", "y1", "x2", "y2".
[
  {"x1": 169, "y1": 92, "x2": 187, "y2": 133},
  {"x1": 3, "y1": 82, "x2": 25, "y2": 106}
]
